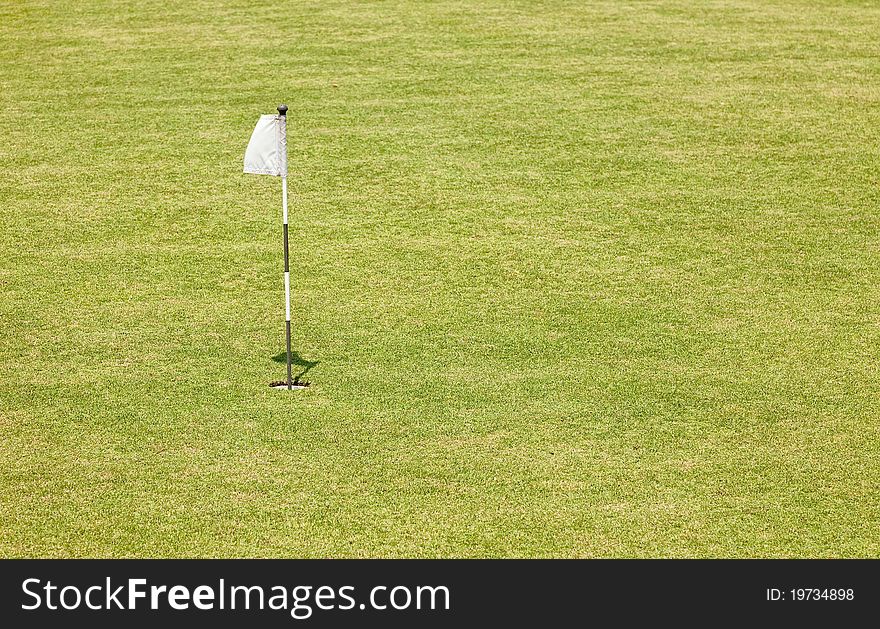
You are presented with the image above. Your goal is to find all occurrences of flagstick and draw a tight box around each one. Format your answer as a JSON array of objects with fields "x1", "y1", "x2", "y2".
[{"x1": 278, "y1": 104, "x2": 292, "y2": 390}]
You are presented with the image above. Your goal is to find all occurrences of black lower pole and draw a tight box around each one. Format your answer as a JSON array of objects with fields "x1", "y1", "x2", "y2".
[{"x1": 283, "y1": 221, "x2": 292, "y2": 390}]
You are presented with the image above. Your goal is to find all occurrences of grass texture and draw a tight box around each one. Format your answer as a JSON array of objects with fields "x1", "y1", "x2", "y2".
[{"x1": 1, "y1": 0, "x2": 879, "y2": 557}]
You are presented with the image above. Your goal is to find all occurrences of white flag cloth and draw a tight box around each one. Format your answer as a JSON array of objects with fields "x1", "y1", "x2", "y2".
[{"x1": 244, "y1": 114, "x2": 287, "y2": 176}]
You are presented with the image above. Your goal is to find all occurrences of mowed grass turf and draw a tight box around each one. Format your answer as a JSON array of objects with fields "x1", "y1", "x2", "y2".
[{"x1": 1, "y1": 0, "x2": 879, "y2": 558}]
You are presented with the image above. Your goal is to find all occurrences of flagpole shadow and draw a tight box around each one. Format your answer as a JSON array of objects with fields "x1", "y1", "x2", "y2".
[{"x1": 272, "y1": 352, "x2": 320, "y2": 381}]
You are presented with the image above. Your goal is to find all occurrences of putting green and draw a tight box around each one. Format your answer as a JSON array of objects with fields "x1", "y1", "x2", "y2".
[{"x1": 1, "y1": 0, "x2": 878, "y2": 557}]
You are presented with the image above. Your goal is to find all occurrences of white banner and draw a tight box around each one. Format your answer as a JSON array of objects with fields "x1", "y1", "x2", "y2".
[{"x1": 244, "y1": 114, "x2": 286, "y2": 177}]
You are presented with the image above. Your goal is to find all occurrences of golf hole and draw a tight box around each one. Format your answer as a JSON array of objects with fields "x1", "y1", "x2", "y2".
[{"x1": 269, "y1": 381, "x2": 310, "y2": 391}]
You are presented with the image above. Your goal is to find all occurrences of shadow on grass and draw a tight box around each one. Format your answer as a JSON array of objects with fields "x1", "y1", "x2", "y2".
[{"x1": 272, "y1": 351, "x2": 320, "y2": 381}]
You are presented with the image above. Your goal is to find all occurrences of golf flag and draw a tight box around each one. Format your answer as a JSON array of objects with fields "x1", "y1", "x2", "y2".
[
  {"x1": 244, "y1": 105, "x2": 301, "y2": 390},
  {"x1": 244, "y1": 114, "x2": 287, "y2": 176}
]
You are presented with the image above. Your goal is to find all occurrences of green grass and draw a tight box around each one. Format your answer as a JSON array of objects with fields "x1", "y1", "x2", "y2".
[{"x1": 1, "y1": 0, "x2": 879, "y2": 557}]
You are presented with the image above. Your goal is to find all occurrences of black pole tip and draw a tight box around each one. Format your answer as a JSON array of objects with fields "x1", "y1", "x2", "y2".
[{"x1": 277, "y1": 104, "x2": 288, "y2": 116}]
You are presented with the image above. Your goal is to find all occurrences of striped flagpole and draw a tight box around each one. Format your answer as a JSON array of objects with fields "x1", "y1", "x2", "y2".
[{"x1": 278, "y1": 104, "x2": 292, "y2": 390}]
